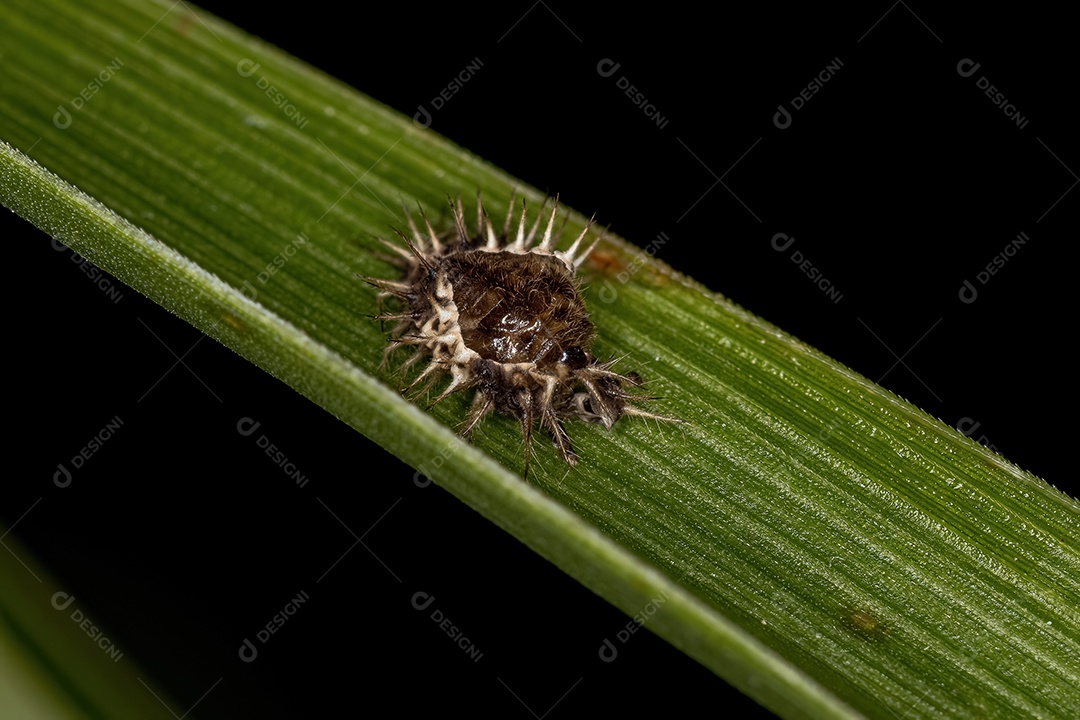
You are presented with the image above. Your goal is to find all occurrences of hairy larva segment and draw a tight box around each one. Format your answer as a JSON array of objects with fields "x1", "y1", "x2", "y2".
[{"x1": 368, "y1": 192, "x2": 669, "y2": 480}]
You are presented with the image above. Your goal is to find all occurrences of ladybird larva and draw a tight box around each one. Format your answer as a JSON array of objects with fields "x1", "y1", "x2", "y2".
[{"x1": 367, "y1": 192, "x2": 669, "y2": 479}]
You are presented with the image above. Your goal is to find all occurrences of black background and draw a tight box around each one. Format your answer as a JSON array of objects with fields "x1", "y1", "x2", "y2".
[{"x1": 5, "y1": 3, "x2": 1075, "y2": 718}]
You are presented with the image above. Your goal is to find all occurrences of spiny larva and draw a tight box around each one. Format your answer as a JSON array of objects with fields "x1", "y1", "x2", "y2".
[{"x1": 367, "y1": 192, "x2": 670, "y2": 479}]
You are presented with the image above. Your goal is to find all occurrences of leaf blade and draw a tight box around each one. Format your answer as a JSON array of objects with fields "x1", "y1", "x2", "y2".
[{"x1": 1, "y1": 1, "x2": 1077, "y2": 718}]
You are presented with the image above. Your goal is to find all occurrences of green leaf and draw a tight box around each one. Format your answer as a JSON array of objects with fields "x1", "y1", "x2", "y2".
[{"x1": 2, "y1": 2, "x2": 1077, "y2": 718}]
